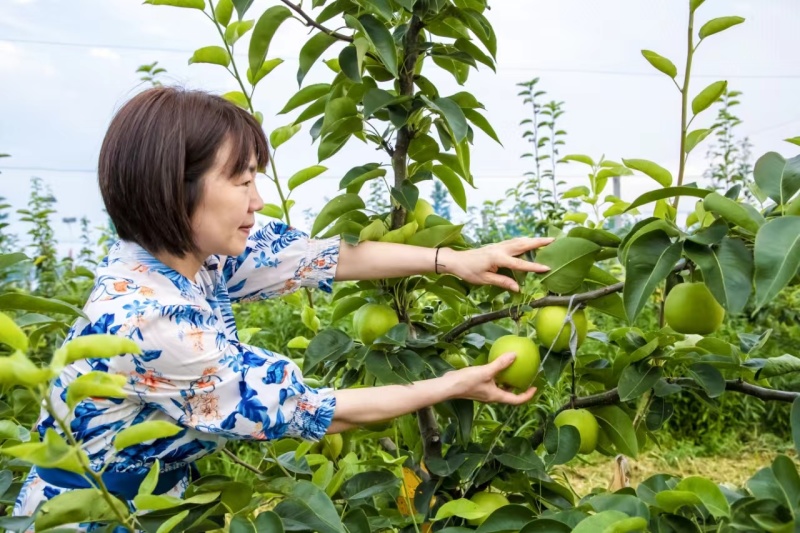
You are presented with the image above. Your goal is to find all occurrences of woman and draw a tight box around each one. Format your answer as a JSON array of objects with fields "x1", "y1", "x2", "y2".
[{"x1": 13, "y1": 87, "x2": 553, "y2": 523}]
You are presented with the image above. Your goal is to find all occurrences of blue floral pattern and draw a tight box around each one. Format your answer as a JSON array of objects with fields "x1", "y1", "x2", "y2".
[{"x1": 13, "y1": 222, "x2": 341, "y2": 529}]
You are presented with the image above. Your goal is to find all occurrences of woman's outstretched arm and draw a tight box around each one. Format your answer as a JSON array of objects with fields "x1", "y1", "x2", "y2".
[{"x1": 327, "y1": 352, "x2": 535, "y2": 433}]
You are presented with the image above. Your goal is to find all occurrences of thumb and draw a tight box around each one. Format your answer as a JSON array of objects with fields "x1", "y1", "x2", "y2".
[{"x1": 490, "y1": 351, "x2": 517, "y2": 372}]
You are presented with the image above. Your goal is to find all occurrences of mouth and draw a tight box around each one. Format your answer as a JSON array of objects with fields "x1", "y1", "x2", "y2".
[{"x1": 239, "y1": 224, "x2": 254, "y2": 234}]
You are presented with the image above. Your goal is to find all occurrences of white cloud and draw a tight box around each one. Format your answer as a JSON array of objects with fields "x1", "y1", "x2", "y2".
[
  {"x1": 89, "y1": 48, "x2": 121, "y2": 61},
  {"x1": 0, "y1": 42, "x2": 22, "y2": 70}
]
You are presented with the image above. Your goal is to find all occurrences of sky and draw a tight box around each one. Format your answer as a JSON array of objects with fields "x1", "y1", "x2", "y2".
[{"x1": 1, "y1": 0, "x2": 799, "y2": 257}]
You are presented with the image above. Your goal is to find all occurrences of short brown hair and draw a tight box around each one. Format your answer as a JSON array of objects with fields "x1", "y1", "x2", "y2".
[{"x1": 98, "y1": 86, "x2": 269, "y2": 257}]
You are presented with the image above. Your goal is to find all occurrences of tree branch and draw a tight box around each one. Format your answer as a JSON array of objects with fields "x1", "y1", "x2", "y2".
[
  {"x1": 443, "y1": 282, "x2": 624, "y2": 343},
  {"x1": 221, "y1": 447, "x2": 263, "y2": 476},
  {"x1": 279, "y1": 0, "x2": 354, "y2": 42},
  {"x1": 529, "y1": 379, "x2": 799, "y2": 450}
]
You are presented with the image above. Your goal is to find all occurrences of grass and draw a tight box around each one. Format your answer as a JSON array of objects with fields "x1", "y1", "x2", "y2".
[{"x1": 559, "y1": 434, "x2": 797, "y2": 497}]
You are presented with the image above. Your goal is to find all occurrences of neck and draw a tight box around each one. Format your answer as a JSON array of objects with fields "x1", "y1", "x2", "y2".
[{"x1": 153, "y1": 250, "x2": 204, "y2": 280}]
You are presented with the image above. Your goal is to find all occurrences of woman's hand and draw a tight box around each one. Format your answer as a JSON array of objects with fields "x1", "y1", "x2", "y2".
[
  {"x1": 439, "y1": 237, "x2": 554, "y2": 292},
  {"x1": 444, "y1": 352, "x2": 537, "y2": 405}
]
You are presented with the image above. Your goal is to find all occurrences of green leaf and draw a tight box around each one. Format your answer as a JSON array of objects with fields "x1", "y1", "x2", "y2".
[
  {"x1": 340, "y1": 165, "x2": 385, "y2": 191},
  {"x1": 380, "y1": 221, "x2": 418, "y2": 244},
  {"x1": 2, "y1": 428, "x2": 86, "y2": 474},
  {"x1": 144, "y1": 0, "x2": 204, "y2": 8},
  {"x1": 454, "y1": 37, "x2": 495, "y2": 72},
  {"x1": 222, "y1": 91, "x2": 249, "y2": 109},
  {"x1": 618, "y1": 364, "x2": 662, "y2": 401},
  {"x1": 247, "y1": 58, "x2": 284, "y2": 85},
  {"x1": 496, "y1": 437, "x2": 546, "y2": 472},
  {"x1": 63, "y1": 334, "x2": 141, "y2": 363},
  {"x1": 623, "y1": 230, "x2": 682, "y2": 322},
  {"x1": 535, "y1": 237, "x2": 601, "y2": 294},
  {"x1": 188, "y1": 46, "x2": 230, "y2": 67},
  {"x1": 114, "y1": 421, "x2": 182, "y2": 450},
  {"x1": 572, "y1": 510, "x2": 631, "y2": 533},
  {"x1": 298, "y1": 32, "x2": 338, "y2": 86},
  {"x1": 279, "y1": 84, "x2": 330, "y2": 114},
  {"x1": 476, "y1": 505, "x2": 536, "y2": 532},
  {"x1": 423, "y1": 96, "x2": 468, "y2": 143},
  {"x1": 224, "y1": 19, "x2": 254, "y2": 46},
  {"x1": 311, "y1": 194, "x2": 365, "y2": 237},
  {"x1": 625, "y1": 186, "x2": 711, "y2": 212},
  {"x1": 232, "y1": 0, "x2": 254, "y2": 19},
  {"x1": 785, "y1": 137, "x2": 800, "y2": 147},
  {"x1": 390, "y1": 181, "x2": 419, "y2": 212},
  {"x1": 675, "y1": 477, "x2": 730, "y2": 518},
  {"x1": 793, "y1": 397, "x2": 800, "y2": 458},
  {"x1": 363, "y1": 88, "x2": 400, "y2": 118},
  {"x1": 703, "y1": 192, "x2": 762, "y2": 234},
  {"x1": 406, "y1": 224, "x2": 464, "y2": 248},
  {"x1": 432, "y1": 165, "x2": 467, "y2": 212},
  {"x1": 746, "y1": 354, "x2": 800, "y2": 380},
  {"x1": 35, "y1": 489, "x2": 128, "y2": 532},
  {"x1": 270, "y1": 123, "x2": 301, "y2": 150},
  {"x1": 288, "y1": 165, "x2": 327, "y2": 191},
  {"x1": 544, "y1": 424, "x2": 580, "y2": 467},
  {"x1": 699, "y1": 16, "x2": 745, "y2": 40},
  {"x1": 462, "y1": 8, "x2": 497, "y2": 58},
  {"x1": 753, "y1": 217, "x2": 800, "y2": 311},
  {"x1": 331, "y1": 297, "x2": 367, "y2": 323},
  {"x1": 255, "y1": 511, "x2": 284, "y2": 533},
  {"x1": 214, "y1": 0, "x2": 233, "y2": 25},
  {"x1": 259, "y1": 204, "x2": 284, "y2": 219},
  {"x1": 249, "y1": 6, "x2": 292, "y2": 78},
  {"x1": 341, "y1": 470, "x2": 400, "y2": 500},
  {"x1": 464, "y1": 109, "x2": 501, "y2": 144},
  {"x1": 683, "y1": 238, "x2": 753, "y2": 314},
  {"x1": 622, "y1": 158, "x2": 673, "y2": 187},
  {"x1": 338, "y1": 45, "x2": 361, "y2": 82},
  {"x1": 688, "y1": 363, "x2": 725, "y2": 397},
  {"x1": 274, "y1": 480, "x2": 345, "y2": 533},
  {"x1": 592, "y1": 405, "x2": 638, "y2": 458},
  {"x1": 641, "y1": 50, "x2": 677, "y2": 78},
  {"x1": 0, "y1": 252, "x2": 29, "y2": 270},
  {"x1": 359, "y1": 14, "x2": 397, "y2": 77},
  {"x1": 561, "y1": 154, "x2": 595, "y2": 166},
  {"x1": 0, "y1": 312, "x2": 28, "y2": 352},
  {"x1": 66, "y1": 371, "x2": 127, "y2": 409},
  {"x1": 434, "y1": 498, "x2": 487, "y2": 522},
  {"x1": 754, "y1": 152, "x2": 800, "y2": 206},
  {"x1": 690, "y1": 0, "x2": 705, "y2": 12},
  {"x1": 0, "y1": 292, "x2": 86, "y2": 317},
  {"x1": 685, "y1": 128, "x2": 713, "y2": 153},
  {"x1": 305, "y1": 329, "x2": 353, "y2": 372},
  {"x1": 654, "y1": 490, "x2": 702, "y2": 514},
  {"x1": 692, "y1": 81, "x2": 727, "y2": 115}
]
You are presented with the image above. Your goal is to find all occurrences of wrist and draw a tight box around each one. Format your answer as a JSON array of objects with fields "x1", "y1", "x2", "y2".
[
  {"x1": 434, "y1": 247, "x2": 457, "y2": 276},
  {"x1": 437, "y1": 371, "x2": 465, "y2": 401}
]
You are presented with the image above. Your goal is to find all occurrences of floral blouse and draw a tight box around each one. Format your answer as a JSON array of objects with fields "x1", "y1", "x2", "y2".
[{"x1": 14, "y1": 221, "x2": 340, "y2": 524}]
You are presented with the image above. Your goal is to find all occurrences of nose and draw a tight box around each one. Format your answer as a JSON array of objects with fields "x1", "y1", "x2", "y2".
[{"x1": 250, "y1": 182, "x2": 265, "y2": 213}]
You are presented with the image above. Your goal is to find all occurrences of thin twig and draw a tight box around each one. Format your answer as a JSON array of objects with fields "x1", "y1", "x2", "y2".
[
  {"x1": 529, "y1": 379, "x2": 799, "y2": 450},
  {"x1": 443, "y1": 282, "x2": 624, "y2": 343},
  {"x1": 222, "y1": 447, "x2": 263, "y2": 476},
  {"x1": 279, "y1": 0, "x2": 354, "y2": 42}
]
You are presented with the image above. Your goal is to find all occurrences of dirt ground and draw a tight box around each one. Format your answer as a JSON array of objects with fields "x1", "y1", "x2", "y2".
[{"x1": 558, "y1": 447, "x2": 798, "y2": 497}]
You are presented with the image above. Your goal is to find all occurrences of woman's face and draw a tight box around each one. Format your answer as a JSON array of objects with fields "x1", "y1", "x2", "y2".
[{"x1": 191, "y1": 140, "x2": 265, "y2": 258}]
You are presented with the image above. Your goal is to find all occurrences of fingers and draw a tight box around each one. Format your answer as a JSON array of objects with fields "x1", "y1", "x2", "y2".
[
  {"x1": 502, "y1": 256, "x2": 551, "y2": 274},
  {"x1": 482, "y1": 272, "x2": 521, "y2": 292},
  {"x1": 493, "y1": 386, "x2": 537, "y2": 405},
  {"x1": 505, "y1": 237, "x2": 555, "y2": 255},
  {"x1": 489, "y1": 351, "x2": 517, "y2": 371}
]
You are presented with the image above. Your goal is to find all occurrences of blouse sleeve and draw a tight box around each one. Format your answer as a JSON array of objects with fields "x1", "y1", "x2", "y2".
[
  {"x1": 118, "y1": 305, "x2": 336, "y2": 441},
  {"x1": 222, "y1": 221, "x2": 340, "y2": 302}
]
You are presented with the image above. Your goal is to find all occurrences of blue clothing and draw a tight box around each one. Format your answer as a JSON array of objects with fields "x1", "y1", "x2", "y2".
[{"x1": 14, "y1": 222, "x2": 340, "y2": 529}]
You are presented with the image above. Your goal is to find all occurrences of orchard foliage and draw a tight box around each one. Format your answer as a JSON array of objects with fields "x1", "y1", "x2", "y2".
[{"x1": 1, "y1": 0, "x2": 800, "y2": 531}]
